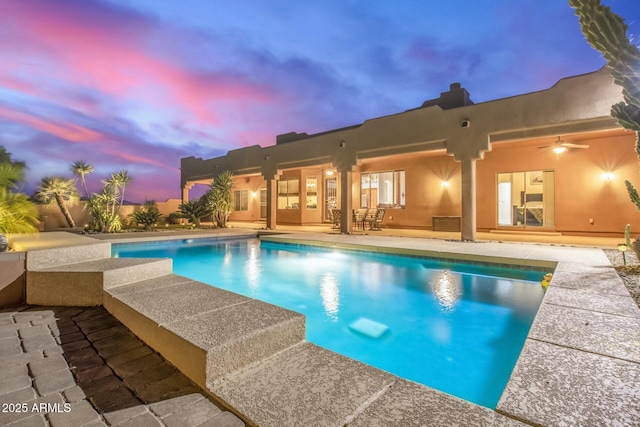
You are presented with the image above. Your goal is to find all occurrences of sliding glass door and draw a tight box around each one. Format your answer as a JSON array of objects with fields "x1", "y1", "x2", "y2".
[{"x1": 497, "y1": 170, "x2": 554, "y2": 228}]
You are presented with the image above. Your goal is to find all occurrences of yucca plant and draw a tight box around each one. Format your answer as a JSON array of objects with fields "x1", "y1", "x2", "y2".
[{"x1": 203, "y1": 171, "x2": 235, "y2": 228}]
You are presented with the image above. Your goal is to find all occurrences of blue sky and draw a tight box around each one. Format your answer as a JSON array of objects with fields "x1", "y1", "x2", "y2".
[{"x1": 1, "y1": 0, "x2": 638, "y2": 201}]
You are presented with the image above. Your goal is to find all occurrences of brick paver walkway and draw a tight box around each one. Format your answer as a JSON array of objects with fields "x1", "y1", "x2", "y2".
[{"x1": 0, "y1": 305, "x2": 245, "y2": 427}]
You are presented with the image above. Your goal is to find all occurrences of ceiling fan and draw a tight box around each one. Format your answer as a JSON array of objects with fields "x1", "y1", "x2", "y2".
[{"x1": 538, "y1": 136, "x2": 589, "y2": 153}]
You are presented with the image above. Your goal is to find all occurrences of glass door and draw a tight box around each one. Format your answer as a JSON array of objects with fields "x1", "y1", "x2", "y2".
[
  {"x1": 324, "y1": 176, "x2": 337, "y2": 221},
  {"x1": 259, "y1": 189, "x2": 267, "y2": 220},
  {"x1": 497, "y1": 170, "x2": 554, "y2": 228}
]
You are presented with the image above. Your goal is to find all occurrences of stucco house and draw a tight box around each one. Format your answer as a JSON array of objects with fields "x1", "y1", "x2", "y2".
[{"x1": 180, "y1": 68, "x2": 638, "y2": 240}]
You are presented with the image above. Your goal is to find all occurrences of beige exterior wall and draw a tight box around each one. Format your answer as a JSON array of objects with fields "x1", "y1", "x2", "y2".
[
  {"x1": 0, "y1": 252, "x2": 26, "y2": 307},
  {"x1": 478, "y1": 133, "x2": 640, "y2": 235},
  {"x1": 36, "y1": 199, "x2": 184, "y2": 230},
  {"x1": 182, "y1": 68, "x2": 635, "y2": 237}
]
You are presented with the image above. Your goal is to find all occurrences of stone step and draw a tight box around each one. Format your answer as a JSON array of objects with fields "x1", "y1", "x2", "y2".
[
  {"x1": 10, "y1": 232, "x2": 113, "y2": 270},
  {"x1": 27, "y1": 258, "x2": 172, "y2": 306},
  {"x1": 103, "y1": 276, "x2": 305, "y2": 390}
]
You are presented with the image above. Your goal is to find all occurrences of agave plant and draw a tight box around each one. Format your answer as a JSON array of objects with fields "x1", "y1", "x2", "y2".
[
  {"x1": 178, "y1": 199, "x2": 208, "y2": 227},
  {"x1": 129, "y1": 201, "x2": 163, "y2": 231}
]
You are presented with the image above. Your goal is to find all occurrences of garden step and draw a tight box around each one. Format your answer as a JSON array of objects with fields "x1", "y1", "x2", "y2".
[
  {"x1": 27, "y1": 258, "x2": 172, "y2": 306},
  {"x1": 103, "y1": 277, "x2": 305, "y2": 389}
]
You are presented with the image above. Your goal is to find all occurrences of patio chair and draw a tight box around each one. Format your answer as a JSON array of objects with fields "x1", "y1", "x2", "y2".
[
  {"x1": 331, "y1": 208, "x2": 341, "y2": 230},
  {"x1": 368, "y1": 208, "x2": 386, "y2": 231},
  {"x1": 353, "y1": 208, "x2": 368, "y2": 230}
]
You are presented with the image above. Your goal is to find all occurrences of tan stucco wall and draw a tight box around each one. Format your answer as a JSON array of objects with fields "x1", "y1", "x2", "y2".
[
  {"x1": 0, "y1": 252, "x2": 26, "y2": 307},
  {"x1": 477, "y1": 133, "x2": 639, "y2": 234},
  {"x1": 36, "y1": 199, "x2": 183, "y2": 230}
]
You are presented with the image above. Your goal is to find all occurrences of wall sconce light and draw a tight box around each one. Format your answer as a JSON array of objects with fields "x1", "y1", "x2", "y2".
[
  {"x1": 461, "y1": 120, "x2": 470, "y2": 128},
  {"x1": 264, "y1": 155, "x2": 270, "y2": 161},
  {"x1": 602, "y1": 172, "x2": 614, "y2": 181},
  {"x1": 251, "y1": 191, "x2": 257, "y2": 198},
  {"x1": 326, "y1": 170, "x2": 334, "y2": 176},
  {"x1": 441, "y1": 181, "x2": 449, "y2": 188},
  {"x1": 339, "y1": 140, "x2": 347, "y2": 148}
]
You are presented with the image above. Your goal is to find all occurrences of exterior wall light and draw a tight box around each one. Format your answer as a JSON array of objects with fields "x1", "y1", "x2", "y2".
[
  {"x1": 441, "y1": 181, "x2": 449, "y2": 188},
  {"x1": 251, "y1": 191, "x2": 257, "y2": 198},
  {"x1": 602, "y1": 172, "x2": 614, "y2": 181},
  {"x1": 326, "y1": 170, "x2": 334, "y2": 176}
]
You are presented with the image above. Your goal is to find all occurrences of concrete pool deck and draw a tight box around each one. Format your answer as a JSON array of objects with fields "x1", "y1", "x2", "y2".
[{"x1": 4, "y1": 229, "x2": 640, "y2": 426}]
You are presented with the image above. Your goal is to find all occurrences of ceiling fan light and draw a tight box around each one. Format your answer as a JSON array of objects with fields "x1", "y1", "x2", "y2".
[{"x1": 553, "y1": 146, "x2": 566, "y2": 154}]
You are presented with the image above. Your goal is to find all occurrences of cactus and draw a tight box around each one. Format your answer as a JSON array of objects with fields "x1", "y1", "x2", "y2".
[{"x1": 570, "y1": 0, "x2": 640, "y2": 217}]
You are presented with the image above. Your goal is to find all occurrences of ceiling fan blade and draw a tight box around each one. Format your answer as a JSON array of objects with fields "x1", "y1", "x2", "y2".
[{"x1": 562, "y1": 143, "x2": 589, "y2": 148}]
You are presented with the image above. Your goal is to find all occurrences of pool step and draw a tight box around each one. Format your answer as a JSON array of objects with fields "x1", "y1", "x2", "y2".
[
  {"x1": 27, "y1": 257, "x2": 172, "y2": 306},
  {"x1": 103, "y1": 276, "x2": 306, "y2": 390}
]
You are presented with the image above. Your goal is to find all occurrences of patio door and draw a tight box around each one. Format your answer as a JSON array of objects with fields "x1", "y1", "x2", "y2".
[
  {"x1": 324, "y1": 176, "x2": 337, "y2": 221},
  {"x1": 497, "y1": 170, "x2": 555, "y2": 228}
]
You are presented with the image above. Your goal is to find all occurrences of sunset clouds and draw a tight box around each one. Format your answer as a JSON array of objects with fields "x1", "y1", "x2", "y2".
[{"x1": 1, "y1": 0, "x2": 638, "y2": 201}]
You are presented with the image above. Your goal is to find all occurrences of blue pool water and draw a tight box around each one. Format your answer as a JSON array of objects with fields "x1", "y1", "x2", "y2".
[{"x1": 112, "y1": 237, "x2": 544, "y2": 408}]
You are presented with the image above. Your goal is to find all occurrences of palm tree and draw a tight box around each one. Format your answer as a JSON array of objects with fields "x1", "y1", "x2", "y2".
[
  {"x1": 69, "y1": 160, "x2": 94, "y2": 198},
  {"x1": 104, "y1": 170, "x2": 132, "y2": 214},
  {"x1": 0, "y1": 163, "x2": 38, "y2": 234},
  {"x1": 35, "y1": 177, "x2": 79, "y2": 228}
]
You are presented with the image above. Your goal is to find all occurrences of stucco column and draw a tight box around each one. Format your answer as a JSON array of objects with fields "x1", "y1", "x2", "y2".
[
  {"x1": 181, "y1": 183, "x2": 194, "y2": 203},
  {"x1": 339, "y1": 169, "x2": 353, "y2": 234},
  {"x1": 460, "y1": 157, "x2": 476, "y2": 241},
  {"x1": 265, "y1": 178, "x2": 278, "y2": 230}
]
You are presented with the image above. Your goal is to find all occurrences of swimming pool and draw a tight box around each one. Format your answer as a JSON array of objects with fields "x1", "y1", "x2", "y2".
[{"x1": 112, "y1": 237, "x2": 545, "y2": 408}]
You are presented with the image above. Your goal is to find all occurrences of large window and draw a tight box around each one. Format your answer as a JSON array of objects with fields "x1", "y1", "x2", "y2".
[
  {"x1": 234, "y1": 190, "x2": 248, "y2": 211},
  {"x1": 278, "y1": 179, "x2": 300, "y2": 209},
  {"x1": 306, "y1": 177, "x2": 318, "y2": 209},
  {"x1": 360, "y1": 171, "x2": 405, "y2": 208}
]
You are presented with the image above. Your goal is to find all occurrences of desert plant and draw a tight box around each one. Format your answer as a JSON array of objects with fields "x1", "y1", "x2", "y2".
[
  {"x1": 85, "y1": 193, "x2": 122, "y2": 233},
  {"x1": 178, "y1": 199, "x2": 208, "y2": 227},
  {"x1": 570, "y1": 1, "x2": 640, "y2": 194},
  {"x1": 34, "y1": 176, "x2": 79, "y2": 228},
  {"x1": 129, "y1": 201, "x2": 162, "y2": 231},
  {"x1": 203, "y1": 171, "x2": 235, "y2": 228},
  {"x1": 104, "y1": 170, "x2": 132, "y2": 214},
  {"x1": 70, "y1": 160, "x2": 95, "y2": 199},
  {"x1": 0, "y1": 151, "x2": 39, "y2": 235}
]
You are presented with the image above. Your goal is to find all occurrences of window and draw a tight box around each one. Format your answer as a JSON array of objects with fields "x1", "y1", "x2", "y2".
[
  {"x1": 234, "y1": 190, "x2": 248, "y2": 211},
  {"x1": 306, "y1": 177, "x2": 318, "y2": 209},
  {"x1": 360, "y1": 171, "x2": 405, "y2": 208},
  {"x1": 278, "y1": 179, "x2": 300, "y2": 209}
]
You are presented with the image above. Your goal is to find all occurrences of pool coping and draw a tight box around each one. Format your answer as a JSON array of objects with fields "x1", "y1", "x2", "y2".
[{"x1": 11, "y1": 230, "x2": 640, "y2": 426}]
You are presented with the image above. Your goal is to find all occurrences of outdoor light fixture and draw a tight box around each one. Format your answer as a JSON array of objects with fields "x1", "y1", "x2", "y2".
[
  {"x1": 251, "y1": 191, "x2": 257, "y2": 198},
  {"x1": 326, "y1": 170, "x2": 334, "y2": 176},
  {"x1": 441, "y1": 181, "x2": 449, "y2": 188},
  {"x1": 618, "y1": 243, "x2": 628, "y2": 265},
  {"x1": 602, "y1": 172, "x2": 614, "y2": 181},
  {"x1": 339, "y1": 140, "x2": 347, "y2": 148}
]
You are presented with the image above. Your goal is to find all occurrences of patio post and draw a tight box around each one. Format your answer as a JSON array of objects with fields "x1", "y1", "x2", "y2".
[
  {"x1": 339, "y1": 168, "x2": 353, "y2": 234},
  {"x1": 460, "y1": 156, "x2": 477, "y2": 241},
  {"x1": 265, "y1": 177, "x2": 278, "y2": 230},
  {"x1": 181, "y1": 183, "x2": 194, "y2": 203}
]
